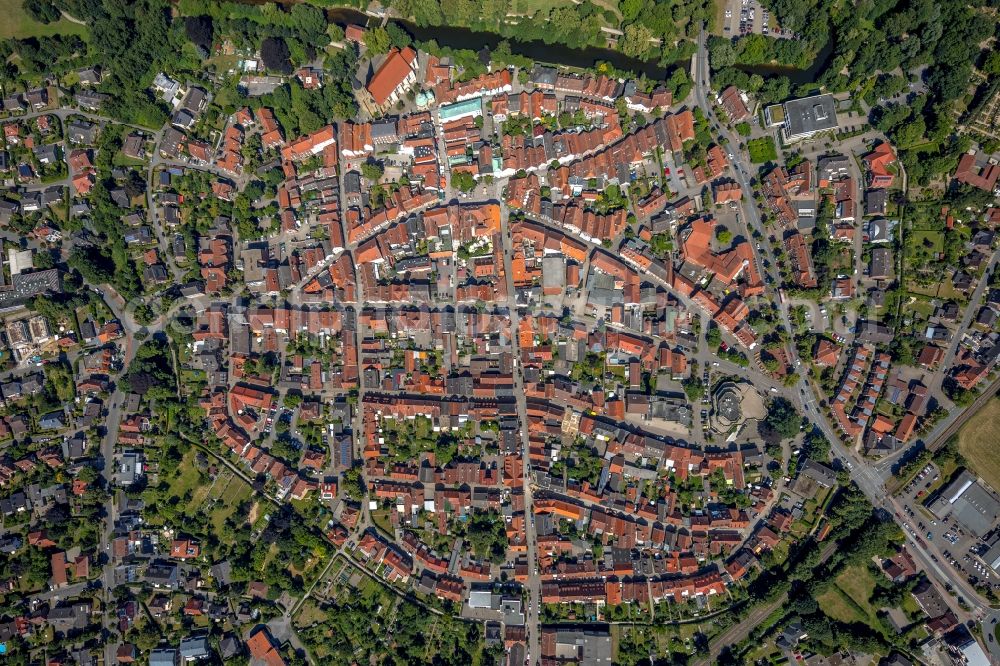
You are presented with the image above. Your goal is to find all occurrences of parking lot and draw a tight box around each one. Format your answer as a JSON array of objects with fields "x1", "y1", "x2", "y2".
[
  {"x1": 723, "y1": 0, "x2": 792, "y2": 37},
  {"x1": 897, "y1": 463, "x2": 1000, "y2": 596}
]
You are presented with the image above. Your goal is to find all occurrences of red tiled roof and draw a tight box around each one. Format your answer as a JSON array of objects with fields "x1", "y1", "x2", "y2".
[{"x1": 367, "y1": 47, "x2": 416, "y2": 107}]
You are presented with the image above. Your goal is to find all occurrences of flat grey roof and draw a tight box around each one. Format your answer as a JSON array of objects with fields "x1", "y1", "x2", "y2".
[{"x1": 784, "y1": 94, "x2": 838, "y2": 139}]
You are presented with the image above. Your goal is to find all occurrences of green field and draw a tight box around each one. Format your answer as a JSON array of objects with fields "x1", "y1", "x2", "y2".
[
  {"x1": 835, "y1": 564, "x2": 878, "y2": 619},
  {"x1": 816, "y1": 586, "x2": 865, "y2": 623},
  {"x1": 957, "y1": 397, "x2": 1000, "y2": 493},
  {"x1": 905, "y1": 296, "x2": 936, "y2": 318},
  {"x1": 816, "y1": 563, "x2": 878, "y2": 625},
  {"x1": 747, "y1": 137, "x2": 778, "y2": 163},
  {"x1": 0, "y1": 0, "x2": 88, "y2": 39}
]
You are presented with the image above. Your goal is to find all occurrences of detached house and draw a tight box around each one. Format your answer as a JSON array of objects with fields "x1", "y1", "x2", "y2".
[{"x1": 862, "y1": 142, "x2": 896, "y2": 189}]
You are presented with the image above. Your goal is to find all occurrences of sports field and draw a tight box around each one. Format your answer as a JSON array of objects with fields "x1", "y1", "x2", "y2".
[{"x1": 957, "y1": 397, "x2": 1000, "y2": 492}]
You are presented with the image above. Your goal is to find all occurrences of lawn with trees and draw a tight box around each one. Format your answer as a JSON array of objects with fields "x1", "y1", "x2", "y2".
[{"x1": 747, "y1": 137, "x2": 778, "y2": 163}]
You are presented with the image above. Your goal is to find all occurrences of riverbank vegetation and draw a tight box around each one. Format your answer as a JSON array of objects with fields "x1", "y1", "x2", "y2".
[{"x1": 388, "y1": 0, "x2": 711, "y2": 67}]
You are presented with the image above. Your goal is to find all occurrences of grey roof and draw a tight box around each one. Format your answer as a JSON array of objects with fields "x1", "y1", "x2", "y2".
[
  {"x1": 867, "y1": 217, "x2": 890, "y2": 242},
  {"x1": 799, "y1": 459, "x2": 837, "y2": 488},
  {"x1": 783, "y1": 94, "x2": 838, "y2": 139},
  {"x1": 550, "y1": 628, "x2": 612, "y2": 666},
  {"x1": 0, "y1": 269, "x2": 62, "y2": 306},
  {"x1": 149, "y1": 648, "x2": 177, "y2": 666},
  {"x1": 179, "y1": 635, "x2": 211, "y2": 660},
  {"x1": 865, "y1": 189, "x2": 887, "y2": 216},
  {"x1": 950, "y1": 478, "x2": 1000, "y2": 537},
  {"x1": 870, "y1": 247, "x2": 891, "y2": 279},
  {"x1": 75, "y1": 91, "x2": 109, "y2": 110},
  {"x1": 371, "y1": 118, "x2": 399, "y2": 141},
  {"x1": 181, "y1": 87, "x2": 208, "y2": 114},
  {"x1": 39, "y1": 410, "x2": 66, "y2": 430},
  {"x1": 67, "y1": 120, "x2": 98, "y2": 144},
  {"x1": 931, "y1": 470, "x2": 1000, "y2": 537}
]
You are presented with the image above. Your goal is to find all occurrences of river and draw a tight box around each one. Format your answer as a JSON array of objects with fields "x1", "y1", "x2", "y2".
[
  {"x1": 240, "y1": 2, "x2": 830, "y2": 84},
  {"x1": 325, "y1": 7, "x2": 680, "y2": 78},
  {"x1": 730, "y1": 35, "x2": 835, "y2": 85}
]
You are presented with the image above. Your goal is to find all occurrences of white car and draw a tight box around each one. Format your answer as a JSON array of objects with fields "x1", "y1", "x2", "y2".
[{"x1": 725, "y1": 9, "x2": 732, "y2": 17}]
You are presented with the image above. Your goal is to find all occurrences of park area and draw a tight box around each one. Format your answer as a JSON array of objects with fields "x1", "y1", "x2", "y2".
[
  {"x1": 0, "y1": 0, "x2": 88, "y2": 39},
  {"x1": 957, "y1": 397, "x2": 1000, "y2": 492}
]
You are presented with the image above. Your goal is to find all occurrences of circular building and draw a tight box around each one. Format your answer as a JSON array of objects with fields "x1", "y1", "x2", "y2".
[{"x1": 710, "y1": 380, "x2": 766, "y2": 435}]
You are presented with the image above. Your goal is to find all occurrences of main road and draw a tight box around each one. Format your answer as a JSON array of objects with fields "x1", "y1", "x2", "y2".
[{"x1": 692, "y1": 27, "x2": 991, "y2": 623}]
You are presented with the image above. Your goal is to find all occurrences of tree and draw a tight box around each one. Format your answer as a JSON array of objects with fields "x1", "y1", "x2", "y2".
[
  {"x1": 716, "y1": 228, "x2": 732, "y2": 243},
  {"x1": 24, "y1": 0, "x2": 61, "y2": 23},
  {"x1": 759, "y1": 76, "x2": 791, "y2": 105},
  {"x1": 261, "y1": 37, "x2": 292, "y2": 74},
  {"x1": 385, "y1": 22, "x2": 412, "y2": 49},
  {"x1": 620, "y1": 23, "x2": 652, "y2": 58},
  {"x1": 360, "y1": 161, "x2": 384, "y2": 182},
  {"x1": 705, "y1": 325, "x2": 722, "y2": 348},
  {"x1": 683, "y1": 376, "x2": 705, "y2": 401},
  {"x1": 466, "y1": 512, "x2": 507, "y2": 563},
  {"x1": 709, "y1": 38, "x2": 736, "y2": 68},
  {"x1": 983, "y1": 51, "x2": 1000, "y2": 76},
  {"x1": 366, "y1": 26, "x2": 391, "y2": 55},
  {"x1": 619, "y1": 0, "x2": 644, "y2": 22},
  {"x1": 184, "y1": 15, "x2": 214, "y2": 51},
  {"x1": 759, "y1": 397, "x2": 800, "y2": 441},
  {"x1": 68, "y1": 246, "x2": 114, "y2": 285},
  {"x1": 452, "y1": 170, "x2": 477, "y2": 193}
]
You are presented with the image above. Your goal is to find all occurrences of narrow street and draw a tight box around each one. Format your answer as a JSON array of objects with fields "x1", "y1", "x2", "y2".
[{"x1": 499, "y1": 198, "x2": 542, "y2": 666}]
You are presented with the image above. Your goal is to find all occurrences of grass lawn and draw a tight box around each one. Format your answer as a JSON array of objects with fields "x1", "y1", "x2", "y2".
[
  {"x1": 209, "y1": 475, "x2": 252, "y2": 534},
  {"x1": 816, "y1": 586, "x2": 866, "y2": 624},
  {"x1": 113, "y1": 153, "x2": 146, "y2": 168},
  {"x1": 166, "y1": 449, "x2": 208, "y2": 509},
  {"x1": 901, "y1": 594, "x2": 921, "y2": 617},
  {"x1": 817, "y1": 562, "x2": 879, "y2": 626},
  {"x1": 930, "y1": 451, "x2": 960, "y2": 489},
  {"x1": 511, "y1": 0, "x2": 620, "y2": 22},
  {"x1": 747, "y1": 137, "x2": 778, "y2": 163},
  {"x1": 770, "y1": 539, "x2": 791, "y2": 565},
  {"x1": 908, "y1": 228, "x2": 944, "y2": 253},
  {"x1": 370, "y1": 508, "x2": 394, "y2": 537},
  {"x1": 907, "y1": 276, "x2": 965, "y2": 302},
  {"x1": 835, "y1": 564, "x2": 877, "y2": 621},
  {"x1": 0, "y1": 0, "x2": 88, "y2": 39},
  {"x1": 957, "y1": 397, "x2": 1000, "y2": 492},
  {"x1": 906, "y1": 296, "x2": 936, "y2": 318},
  {"x1": 294, "y1": 598, "x2": 328, "y2": 627}
]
